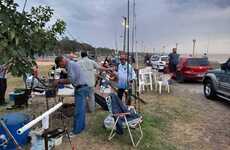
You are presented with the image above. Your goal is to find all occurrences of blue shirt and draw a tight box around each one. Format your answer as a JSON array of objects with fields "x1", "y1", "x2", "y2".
[
  {"x1": 117, "y1": 63, "x2": 136, "y2": 89},
  {"x1": 66, "y1": 60, "x2": 88, "y2": 87},
  {"x1": 168, "y1": 53, "x2": 179, "y2": 65}
]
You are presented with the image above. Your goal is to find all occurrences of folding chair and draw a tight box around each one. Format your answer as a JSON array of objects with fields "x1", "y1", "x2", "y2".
[{"x1": 105, "y1": 93, "x2": 143, "y2": 147}]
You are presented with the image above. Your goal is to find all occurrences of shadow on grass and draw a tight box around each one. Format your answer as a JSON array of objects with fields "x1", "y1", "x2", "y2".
[{"x1": 86, "y1": 111, "x2": 176, "y2": 150}]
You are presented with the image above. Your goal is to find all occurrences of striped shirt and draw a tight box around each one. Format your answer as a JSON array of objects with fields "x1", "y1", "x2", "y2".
[{"x1": 117, "y1": 63, "x2": 136, "y2": 89}]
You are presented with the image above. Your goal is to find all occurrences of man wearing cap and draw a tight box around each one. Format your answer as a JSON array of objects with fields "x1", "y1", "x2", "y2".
[
  {"x1": 115, "y1": 53, "x2": 136, "y2": 104},
  {"x1": 54, "y1": 56, "x2": 89, "y2": 135}
]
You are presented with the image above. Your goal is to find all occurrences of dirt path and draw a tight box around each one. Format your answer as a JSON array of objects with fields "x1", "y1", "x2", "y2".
[{"x1": 171, "y1": 82, "x2": 230, "y2": 150}]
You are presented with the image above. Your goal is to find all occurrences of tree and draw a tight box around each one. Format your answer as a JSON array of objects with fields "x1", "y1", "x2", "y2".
[
  {"x1": 0, "y1": 0, "x2": 66, "y2": 76},
  {"x1": 54, "y1": 37, "x2": 95, "y2": 55}
]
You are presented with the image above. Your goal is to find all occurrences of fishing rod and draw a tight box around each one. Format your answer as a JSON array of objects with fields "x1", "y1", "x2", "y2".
[
  {"x1": 97, "y1": 74, "x2": 147, "y2": 104},
  {"x1": 126, "y1": 0, "x2": 131, "y2": 105}
]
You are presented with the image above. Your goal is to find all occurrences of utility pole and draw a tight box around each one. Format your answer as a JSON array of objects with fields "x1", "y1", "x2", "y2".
[
  {"x1": 153, "y1": 48, "x2": 155, "y2": 54},
  {"x1": 122, "y1": 17, "x2": 127, "y2": 52},
  {"x1": 127, "y1": 0, "x2": 130, "y2": 58},
  {"x1": 162, "y1": 45, "x2": 166, "y2": 54},
  {"x1": 133, "y1": 0, "x2": 138, "y2": 69},
  {"x1": 176, "y1": 43, "x2": 178, "y2": 49},
  {"x1": 193, "y1": 39, "x2": 196, "y2": 57},
  {"x1": 207, "y1": 34, "x2": 210, "y2": 56},
  {"x1": 127, "y1": 0, "x2": 131, "y2": 105},
  {"x1": 131, "y1": 0, "x2": 136, "y2": 56},
  {"x1": 22, "y1": 0, "x2": 28, "y2": 13}
]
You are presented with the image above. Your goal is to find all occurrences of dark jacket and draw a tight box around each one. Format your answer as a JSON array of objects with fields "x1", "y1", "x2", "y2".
[
  {"x1": 168, "y1": 52, "x2": 179, "y2": 65},
  {"x1": 109, "y1": 93, "x2": 139, "y2": 134}
]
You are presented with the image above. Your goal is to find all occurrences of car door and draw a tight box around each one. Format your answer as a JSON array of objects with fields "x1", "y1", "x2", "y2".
[
  {"x1": 218, "y1": 70, "x2": 230, "y2": 96},
  {"x1": 152, "y1": 56, "x2": 159, "y2": 69}
]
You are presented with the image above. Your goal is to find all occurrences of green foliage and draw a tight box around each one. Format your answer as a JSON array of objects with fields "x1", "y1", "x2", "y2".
[
  {"x1": 0, "y1": 0, "x2": 66, "y2": 76},
  {"x1": 96, "y1": 47, "x2": 114, "y2": 56},
  {"x1": 54, "y1": 36, "x2": 95, "y2": 54}
]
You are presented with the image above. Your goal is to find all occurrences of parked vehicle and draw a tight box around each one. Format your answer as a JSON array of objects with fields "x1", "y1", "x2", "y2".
[
  {"x1": 175, "y1": 57, "x2": 210, "y2": 82},
  {"x1": 144, "y1": 54, "x2": 151, "y2": 66},
  {"x1": 203, "y1": 58, "x2": 230, "y2": 101},
  {"x1": 151, "y1": 55, "x2": 168, "y2": 71}
]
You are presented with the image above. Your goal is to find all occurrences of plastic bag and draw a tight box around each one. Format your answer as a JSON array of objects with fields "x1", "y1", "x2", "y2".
[{"x1": 104, "y1": 114, "x2": 115, "y2": 130}]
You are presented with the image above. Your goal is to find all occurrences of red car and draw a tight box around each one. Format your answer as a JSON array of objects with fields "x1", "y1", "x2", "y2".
[{"x1": 175, "y1": 57, "x2": 210, "y2": 82}]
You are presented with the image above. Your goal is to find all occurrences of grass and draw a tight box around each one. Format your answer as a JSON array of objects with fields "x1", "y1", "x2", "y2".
[
  {"x1": 6, "y1": 64, "x2": 51, "y2": 93},
  {"x1": 5, "y1": 62, "x2": 201, "y2": 150},
  {"x1": 83, "y1": 110, "x2": 176, "y2": 150},
  {"x1": 77, "y1": 90, "x2": 199, "y2": 150}
]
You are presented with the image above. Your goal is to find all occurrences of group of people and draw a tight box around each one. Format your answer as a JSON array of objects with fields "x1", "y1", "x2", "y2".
[{"x1": 54, "y1": 52, "x2": 136, "y2": 135}]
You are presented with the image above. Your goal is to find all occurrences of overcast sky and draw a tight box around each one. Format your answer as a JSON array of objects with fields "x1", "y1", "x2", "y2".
[{"x1": 16, "y1": 0, "x2": 230, "y2": 54}]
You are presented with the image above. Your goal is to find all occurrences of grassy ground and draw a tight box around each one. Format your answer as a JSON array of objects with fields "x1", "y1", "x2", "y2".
[
  {"x1": 3, "y1": 61, "x2": 229, "y2": 150},
  {"x1": 6, "y1": 63, "x2": 52, "y2": 93},
  {"x1": 55, "y1": 89, "x2": 201, "y2": 150}
]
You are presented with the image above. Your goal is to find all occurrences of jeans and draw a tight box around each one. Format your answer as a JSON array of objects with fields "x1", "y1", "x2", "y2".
[
  {"x1": 0, "y1": 78, "x2": 7, "y2": 104},
  {"x1": 86, "y1": 87, "x2": 96, "y2": 112},
  {"x1": 117, "y1": 88, "x2": 131, "y2": 105},
  {"x1": 169, "y1": 63, "x2": 177, "y2": 73},
  {"x1": 117, "y1": 88, "x2": 125, "y2": 101},
  {"x1": 73, "y1": 86, "x2": 90, "y2": 134}
]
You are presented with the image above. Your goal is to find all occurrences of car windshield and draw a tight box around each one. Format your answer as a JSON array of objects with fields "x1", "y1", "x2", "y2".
[
  {"x1": 151, "y1": 56, "x2": 159, "y2": 61},
  {"x1": 161, "y1": 57, "x2": 168, "y2": 61},
  {"x1": 187, "y1": 58, "x2": 209, "y2": 66}
]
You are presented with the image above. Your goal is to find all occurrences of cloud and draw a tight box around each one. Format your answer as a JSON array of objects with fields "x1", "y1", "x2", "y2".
[
  {"x1": 15, "y1": 0, "x2": 230, "y2": 54},
  {"x1": 167, "y1": 0, "x2": 230, "y2": 10}
]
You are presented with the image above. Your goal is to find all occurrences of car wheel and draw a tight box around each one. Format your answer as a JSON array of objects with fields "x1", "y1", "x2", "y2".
[
  {"x1": 176, "y1": 71, "x2": 184, "y2": 83},
  {"x1": 204, "y1": 80, "x2": 216, "y2": 99}
]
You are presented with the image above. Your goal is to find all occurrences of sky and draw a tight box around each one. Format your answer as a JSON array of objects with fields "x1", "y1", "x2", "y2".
[{"x1": 15, "y1": 0, "x2": 230, "y2": 54}]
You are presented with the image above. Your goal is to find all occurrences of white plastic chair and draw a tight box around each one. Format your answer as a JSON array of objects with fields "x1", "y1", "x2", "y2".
[
  {"x1": 151, "y1": 69, "x2": 159, "y2": 87},
  {"x1": 138, "y1": 67, "x2": 153, "y2": 93},
  {"x1": 155, "y1": 74, "x2": 171, "y2": 94}
]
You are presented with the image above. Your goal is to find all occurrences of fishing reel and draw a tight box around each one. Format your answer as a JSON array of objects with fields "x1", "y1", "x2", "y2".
[{"x1": 0, "y1": 134, "x2": 8, "y2": 148}]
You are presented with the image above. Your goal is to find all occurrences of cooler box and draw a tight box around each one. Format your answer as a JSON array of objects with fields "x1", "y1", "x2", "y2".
[{"x1": 0, "y1": 113, "x2": 31, "y2": 150}]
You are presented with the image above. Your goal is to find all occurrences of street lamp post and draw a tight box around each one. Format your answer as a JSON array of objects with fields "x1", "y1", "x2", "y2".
[{"x1": 193, "y1": 39, "x2": 196, "y2": 57}]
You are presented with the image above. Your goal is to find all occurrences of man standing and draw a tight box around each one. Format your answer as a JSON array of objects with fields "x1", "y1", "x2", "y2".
[
  {"x1": 168, "y1": 48, "x2": 180, "y2": 73},
  {"x1": 0, "y1": 61, "x2": 12, "y2": 105},
  {"x1": 115, "y1": 53, "x2": 136, "y2": 104},
  {"x1": 55, "y1": 56, "x2": 89, "y2": 134},
  {"x1": 78, "y1": 52, "x2": 111, "y2": 112}
]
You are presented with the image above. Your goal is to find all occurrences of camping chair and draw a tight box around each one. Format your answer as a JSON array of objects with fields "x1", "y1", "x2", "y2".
[{"x1": 105, "y1": 93, "x2": 143, "y2": 147}]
